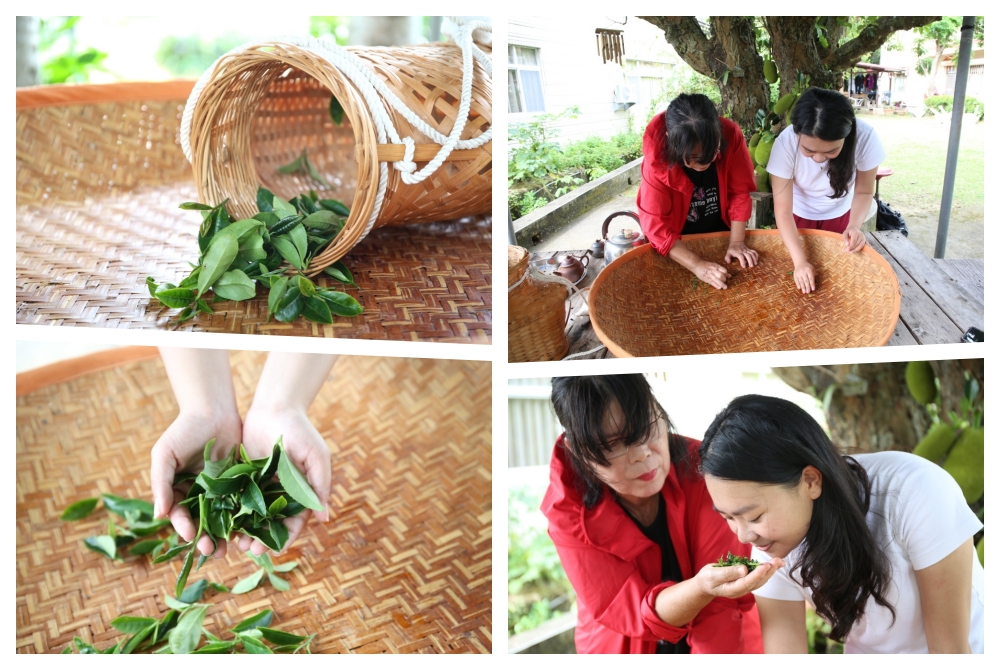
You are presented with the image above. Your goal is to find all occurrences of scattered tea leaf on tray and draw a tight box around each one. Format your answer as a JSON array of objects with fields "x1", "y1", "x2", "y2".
[
  {"x1": 232, "y1": 568, "x2": 266, "y2": 595},
  {"x1": 168, "y1": 603, "x2": 209, "y2": 654},
  {"x1": 60, "y1": 497, "x2": 99, "y2": 521}
]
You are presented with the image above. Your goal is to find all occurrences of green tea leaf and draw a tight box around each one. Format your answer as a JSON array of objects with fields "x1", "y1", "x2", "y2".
[
  {"x1": 210, "y1": 581, "x2": 229, "y2": 593},
  {"x1": 121, "y1": 623, "x2": 156, "y2": 654},
  {"x1": 179, "y1": 267, "x2": 200, "y2": 289},
  {"x1": 198, "y1": 235, "x2": 239, "y2": 297},
  {"x1": 301, "y1": 210, "x2": 337, "y2": 231},
  {"x1": 231, "y1": 568, "x2": 265, "y2": 595},
  {"x1": 221, "y1": 463, "x2": 257, "y2": 479},
  {"x1": 191, "y1": 641, "x2": 236, "y2": 654},
  {"x1": 317, "y1": 290, "x2": 363, "y2": 317},
  {"x1": 249, "y1": 550, "x2": 275, "y2": 572},
  {"x1": 267, "y1": 496, "x2": 287, "y2": 516},
  {"x1": 296, "y1": 274, "x2": 315, "y2": 297},
  {"x1": 241, "y1": 479, "x2": 268, "y2": 517},
  {"x1": 272, "y1": 560, "x2": 298, "y2": 573},
  {"x1": 303, "y1": 153, "x2": 333, "y2": 189},
  {"x1": 212, "y1": 269, "x2": 257, "y2": 302},
  {"x1": 329, "y1": 95, "x2": 344, "y2": 125},
  {"x1": 289, "y1": 224, "x2": 308, "y2": 260},
  {"x1": 126, "y1": 518, "x2": 172, "y2": 536},
  {"x1": 73, "y1": 636, "x2": 100, "y2": 653},
  {"x1": 215, "y1": 218, "x2": 265, "y2": 244},
  {"x1": 101, "y1": 494, "x2": 154, "y2": 520},
  {"x1": 175, "y1": 545, "x2": 196, "y2": 598},
  {"x1": 267, "y1": 276, "x2": 289, "y2": 317},
  {"x1": 84, "y1": 535, "x2": 117, "y2": 560},
  {"x1": 276, "y1": 150, "x2": 306, "y2": 174},
  {"x1": 179, "y1": 202, "x2": 213, "y2": 211},
  {"x1": 152, "y1": 608, "x2": 179, "y2": 645},
  {"x1": 195, "y1": 299, "x2": 213, "y2": 314},
  {"x1": 168, "y1": 603, "x2": 208, "y2": 654},
  {"x1": 163, "y1": 595, "x2": 191, "y2": 611},
  {"x1": 153, "y1": 541, "x2": 192, "y2": 564},
  {"x1": 257, "y1": 186, "x2": 275, "y2": 213},
  {"x1": 129, "y1": 538, "x2": 166, "y2": 555},
  {"x1": 301, "y1": 295, "x2": 333, "y2": 324},
  {"x1": 146, "y1": 276, "x2": 159, "y2": 298},
  {"x1": 269, "y1": 521, "x2": 289, "y2": 551},
  {"x1": 276, "y1": 445, "x2": 324, "y2": 511},
  {"x1": 155, "y1": 287, "x2": 196, "y2": 309},
  {"x1": 239, "y1": 233, "x2": 267, "y2": 262},
  {"x1": 319, "y1": 198, "x2": 350, "y2": 216},
  {"x1": 231, "y1": 609, "x2": 273, "y2": 632},
  {"x1": 110, "y1": 616, "x2": 157, "y2": 634},
  {"x1": 239, "y1": 634, "x2": 274, "y2": 654},
  {"x1": 197, "y1": 473, "x2": 247, "y2": 496},
  {"x1": 322, "y1": 261, "x2": 355, "y2": 285},
  {"x1": 259, "y1": 442, "x2": 282, "y2": 483},
  {"x1": 60, "y1": 497, "x2": 99, "y2": 521},
  {"x1": 176, "y1": 305, "x2": 195, "y2": 322},
  {"x1": 272, "y1": 235, "x2": 303, "y2": 271},
  {"x1": 258, "y1": 627, "x2": 307, "y2": 645},
  {"x1": 274, "y1": 286, "x2": 304, "y2": 322},
  {"x1": 179, "y1": 578, "x2": 209, "y2": 604},
  {"x1": 267, "y1": 572, "x2": 291, "y2": 591},
  {"x1": 243, "y1": 524, "x2": 282, "y2": 552},
  {"x1": 272, "y1": 196, "x2": 297, "y2": 219}
]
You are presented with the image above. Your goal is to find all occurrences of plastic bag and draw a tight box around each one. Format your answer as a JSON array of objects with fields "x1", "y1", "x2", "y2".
[{"x1": 876, "y1": 201, "x2": 909, "y2": 236}]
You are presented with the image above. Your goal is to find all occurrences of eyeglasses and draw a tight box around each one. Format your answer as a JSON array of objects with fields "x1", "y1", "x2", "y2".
[{"x1": 602, "y1": 413, "x2": 664, "y2": 460}]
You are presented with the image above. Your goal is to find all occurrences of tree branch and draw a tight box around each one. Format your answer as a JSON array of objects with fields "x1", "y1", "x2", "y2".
[
  {"x1": 823, "y1": 16, "x2": 940, "y2": 70},
  {"x1": 639, "y1": 16, "x2": 716, "y2": 77}
]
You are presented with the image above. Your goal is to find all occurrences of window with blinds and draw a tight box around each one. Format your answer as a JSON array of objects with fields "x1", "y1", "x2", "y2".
[{"x1": 508, "y1": 45, "x2": 545, "y2": 114}]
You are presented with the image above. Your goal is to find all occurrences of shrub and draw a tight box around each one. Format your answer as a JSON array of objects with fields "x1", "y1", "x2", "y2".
[{"x1": 924, "y1": 95, "x2": 984, "y2": 120}]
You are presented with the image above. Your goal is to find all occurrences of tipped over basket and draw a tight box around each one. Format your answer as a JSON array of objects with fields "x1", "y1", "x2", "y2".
[
  {"x1": 509, "y1": 246, "x2": 569, "y2": 362},
  {"x1": 589, "y1": 230, "x2": 900, "y2": 357},
  {"x1": 183, "y1": 31, "x2": 492, "y2": 274}
]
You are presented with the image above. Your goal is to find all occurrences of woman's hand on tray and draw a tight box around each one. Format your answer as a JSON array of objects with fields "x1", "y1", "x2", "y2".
[
  {"x1": 695, "y1": 260, "x2": 733, "y2": 290},
  {"x1": 793, "y1": 261, "x2": 816, "y2": 294},
  {"x1": 724, "y1": 240, "x2": 759, "y2": 269},
  {"x1": 842, "y1": 227, "x2": 867, "y2": 253}
]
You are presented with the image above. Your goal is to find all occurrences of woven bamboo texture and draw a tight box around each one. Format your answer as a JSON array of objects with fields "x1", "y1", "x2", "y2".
[
  {"x1": 508, "y1": 246, "x2": 569, "y2": 362},
  {"x1": 16, "y1": 352, "x2": 492, "y2": 654},
  {"x1": 189, "y1": 42, "x2": 492, "y2": 270},
  {"x1": 589, "y1": 230, "x2": 901, "y2": 357},
  {"x1": 15, "y1": 89, "x2": 491, "y2": 342}
]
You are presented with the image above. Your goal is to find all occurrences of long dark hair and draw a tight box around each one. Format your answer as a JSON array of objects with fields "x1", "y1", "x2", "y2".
[
  {"x1": 663, "y1": 93, "x2": 728, "y2": 167},
  {"x1": 698, "y1": 394, "x2": 895, "y2": 641},
  {"x1": 790, "y1": 87, "x2": 858, "y2": 199},
  {"x1": 550, "y1": 375, "x2": 688, "y2": 508}
]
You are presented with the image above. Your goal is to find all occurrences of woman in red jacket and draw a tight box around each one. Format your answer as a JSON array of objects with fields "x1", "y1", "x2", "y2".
[
  {"x1": 637, "y1": 94, "x2": 758, "y2": 290},
  {"x1": 540, "y1": 375, "x2": 780, "y2": 653}
]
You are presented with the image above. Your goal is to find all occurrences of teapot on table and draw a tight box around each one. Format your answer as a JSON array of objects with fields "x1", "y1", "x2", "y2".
[
  {"x1": 553, "y1": 251, "x2": 590, "y2": 284},
  {"x1": 601, "y1": 211, "x2": 646, "y2": 267}
]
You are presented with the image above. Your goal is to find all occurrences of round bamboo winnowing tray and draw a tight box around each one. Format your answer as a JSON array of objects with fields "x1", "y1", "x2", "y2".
[
  {"x1": 15, "y1": 83, "x2": 491, "y2": 342},
  {"x1": 16, "y1": 351, "x2": 492, "y2": 653},
  {"x1": 589, "y1": 230, "x2": 901, "y2": 357},
  {"x1": 508, "y1": 246, "x2": 569, "y2": 362}
]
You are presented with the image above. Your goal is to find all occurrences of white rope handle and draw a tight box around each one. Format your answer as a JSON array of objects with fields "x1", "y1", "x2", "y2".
[{"x1": 179, "y1": 18, "x2": 492, "y2": 242}]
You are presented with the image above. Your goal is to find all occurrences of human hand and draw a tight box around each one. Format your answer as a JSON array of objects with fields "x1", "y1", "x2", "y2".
[
  {"x1": 793, "y1": 261, "x2": 816, "y2": 294},
  {"x1": 239, "y1": 404, "x2": 331, "y2": 556},
  {"x1": 842, "y1": 228, "x2": 866, "y2": 253},
  {"x1": 694, "y1": 557, "x2": 786, "y2": 599},
  {"x1": 150, "y1": 409, "x2": 242, "y2": 559},
  {"x1": 724, "y1": 240, "x2": 759, "y2": 269},
  {"x1": 694, "y1": 260, "x2": 732, "y2": 290}
]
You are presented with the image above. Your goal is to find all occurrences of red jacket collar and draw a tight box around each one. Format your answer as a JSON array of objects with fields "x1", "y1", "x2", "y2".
[{"x1": 542, "y1": 433, "x2": 690, "y2": 566}]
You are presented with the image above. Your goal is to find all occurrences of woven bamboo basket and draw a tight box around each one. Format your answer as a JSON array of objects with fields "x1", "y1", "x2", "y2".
[
  {"x1": 16, "y1": 350, "x2": 492, "y2": 653},
  {"x1": 508, "y1": 246, "x2": 570, "y2": 362},
  {"x1": 184, "y1": 32, "x2": 492, "y2": 274},
  {"x1": 589, "y1": 230, "x2": 901, "y2": 357}
]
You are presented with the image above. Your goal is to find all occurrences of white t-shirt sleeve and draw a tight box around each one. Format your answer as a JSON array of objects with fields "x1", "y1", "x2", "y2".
[
  {"x1": 750, "y1": 545, "x2": 806, "y2": 601},
  {"x1": 764, "y1": 126, "x2": 796, "y2": 180},
  {"x1": 892, "y1": 453, "x2": 983, "y2": 571},
  {"x1": 854, "y1": 120, "x2": 886, "y2": 172}
]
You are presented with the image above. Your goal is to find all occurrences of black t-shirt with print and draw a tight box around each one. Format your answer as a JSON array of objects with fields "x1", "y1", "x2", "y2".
[{"x1": 681, "y1": 163, "x2": 727, "y2": 235}]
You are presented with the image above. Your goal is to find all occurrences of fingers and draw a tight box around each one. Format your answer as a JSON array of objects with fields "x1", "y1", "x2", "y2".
[
  {"x1": 280, "y1": 512, "x2": 311, "y2": 553},
  {"x1": 745, "y1": 249, "x2": 759, "y2": 267},
  {"x1": 303, "y1": 447, "x2": 332, "y2": 523},
  {"x1": 238, "y1": 534, "x2": 253, "y2": 553},
  {"x1": 168, "y1": 501, "x2": 197, "y2": 543},
  {"x1": 700, "y1": 265, "x2": 730, "y2": 290},
  {"x1": 150, "y1": 443, "x2": 179, "y2": 520}
]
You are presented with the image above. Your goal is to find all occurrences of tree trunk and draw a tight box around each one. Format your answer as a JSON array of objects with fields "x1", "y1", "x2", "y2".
[
  {"x1": 773, "y1": 360, "x2": 983, "y2": 453},
  {"x1": 16, "y1": 16, "x2": 40, "y2": 87},
  {"x1": 926, "y1": 42, "x2": 946, "y2": 96},
  {"x1": 640, "y1": 16, "x2": 769, "y2": 135},
  {"x1": 765, "y1": 17, "x2": 836, "y2": 94}
]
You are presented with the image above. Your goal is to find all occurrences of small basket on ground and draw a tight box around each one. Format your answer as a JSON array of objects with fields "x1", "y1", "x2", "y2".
[
  {"x1": 508, "y1": 246, "x2": 569, "y2": 362},
  {"x1": 589, "y1": 229, "x2": 900, "y2": 357},
  {"x1": 183, "y1": 24, "x2": 492, "y2": 275}
]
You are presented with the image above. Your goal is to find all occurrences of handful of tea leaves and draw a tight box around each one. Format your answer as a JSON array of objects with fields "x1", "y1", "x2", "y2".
[
  {"x1": 715, "y1": 551, "x2": 761, "y2": 573},
  {"x1": 147, "y1": 187, "x2": 362, "y2": 324}
]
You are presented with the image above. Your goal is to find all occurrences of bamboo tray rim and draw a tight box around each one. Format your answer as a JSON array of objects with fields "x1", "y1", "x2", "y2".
[
  {"x1": 16, "y1": 80, "x2": 197, "y2": 110},
  {"x1": 16, "y1": 347, "x2": 160, "y2": 398},
  {"x1": 588, "y1": 229, "x2": 901, "y2": 357}
]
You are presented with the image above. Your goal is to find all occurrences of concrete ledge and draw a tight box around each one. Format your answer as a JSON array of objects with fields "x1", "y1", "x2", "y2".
[
  {"x1": 514, "y1": 158, "x2": 642, "y2": 246},
  {"x1": 508, "y1": 611, "x2": 577, "y2": 654}
]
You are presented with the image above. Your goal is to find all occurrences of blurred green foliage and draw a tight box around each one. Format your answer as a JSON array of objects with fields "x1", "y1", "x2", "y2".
[
  {"x1": 39, "y1": 16, "x2": 109, "y2": 84},
  {"x1": 155, "y1": 33, "x2": 246, "y2": 77},
  {"x1": 806, "y1": 607, "x2": 844, "y2": 653},
  {"x1": 309, "y1": 17, "x2": 350, "y2": 45}
]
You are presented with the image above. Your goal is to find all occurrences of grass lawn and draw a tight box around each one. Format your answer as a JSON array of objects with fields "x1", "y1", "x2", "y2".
[{"x1": 864, "y1": 114, "x2": 983, "y2": 259}]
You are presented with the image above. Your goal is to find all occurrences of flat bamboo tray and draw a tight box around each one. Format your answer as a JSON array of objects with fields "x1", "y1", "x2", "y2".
[
  {"x1": 15, "y1": 83, "x2": 491, "y2": 342},
  {"x1": 16, "y1": 350, "x2": 492, "y2": 653},
  {"x1": 589, "y1": 230, "x2": 900, "y2": 357}
]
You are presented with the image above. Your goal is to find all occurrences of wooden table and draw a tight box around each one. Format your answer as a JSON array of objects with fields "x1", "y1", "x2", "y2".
[{"x1": 531, "y1": 230, "x2": 984, "y2": 359}]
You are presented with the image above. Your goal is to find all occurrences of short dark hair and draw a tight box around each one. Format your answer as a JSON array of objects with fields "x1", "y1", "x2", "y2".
[
  {"x1": 699, "y1": 394, "x2": 895, "y2": 642},
  {"x1": 550, "y1": 374, "x2": 688, "y2": 508},
  {"x1": 663, "y1": 93, "x2": 727, "y2": 167},
  {"x1": 790, "y1": 87, "x2": 858, "y2": 199}
]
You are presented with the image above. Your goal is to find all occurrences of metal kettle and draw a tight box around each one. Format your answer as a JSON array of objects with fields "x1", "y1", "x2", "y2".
[{"x1": 601, "y1": 211, "x2": 645, "y2": 266}]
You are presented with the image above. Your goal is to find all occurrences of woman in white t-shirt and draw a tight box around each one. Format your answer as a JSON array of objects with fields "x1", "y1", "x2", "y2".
[
  {"x1": 698, "y1": 394, "x2": 984, "y2": 654},
  {"x1": 767, "y1": 87, "x2": 886, "y2": 294}
]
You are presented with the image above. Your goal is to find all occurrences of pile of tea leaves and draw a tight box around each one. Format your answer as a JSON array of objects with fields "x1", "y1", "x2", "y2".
[
  {"x1": 147, "y1": 187, "x2": 362, "y2": 324},
  {"x1": 715, "y1": 551, "x2": 761, "y2": 573}
]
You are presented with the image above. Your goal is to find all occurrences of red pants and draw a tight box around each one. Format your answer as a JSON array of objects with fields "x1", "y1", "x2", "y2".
[{"x1": 793, "y1": 210, "x2": 851, "y2": 233}]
